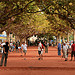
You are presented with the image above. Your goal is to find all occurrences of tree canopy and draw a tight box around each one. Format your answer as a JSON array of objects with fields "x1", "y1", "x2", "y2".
[{"x1": 0, "y1": 0, "x2": 75, "y2": 39}]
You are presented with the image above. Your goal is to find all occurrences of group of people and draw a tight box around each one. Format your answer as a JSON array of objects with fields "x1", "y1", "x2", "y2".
[
  {"x1": 0, "y1": 40, "x2": 75, "y2": 67},
  {"x1": 0, "y1": 41, "x2": 28, "y2": 53},
  {"x1": 58, "y1": 41, "x2": 75, "y2": 61},
  {"x1": 0, "y1": 40, "x2": 49, "y2": 66},
  {"x1": 0, "y1": 41, "x2": 28, "y2": 66}
]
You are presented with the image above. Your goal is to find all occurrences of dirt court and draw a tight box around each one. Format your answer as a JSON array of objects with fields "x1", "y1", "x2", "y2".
[
  {"x1": 0, "y1": 69, "x2": 75, "y2": 75},
  {"x1": 0, "y1": 46, "x2": 75, "y2": 75}
]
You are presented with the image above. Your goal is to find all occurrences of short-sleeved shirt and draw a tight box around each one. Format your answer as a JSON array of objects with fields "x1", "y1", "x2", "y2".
[
  {"x1": 3, "y1": 45, "x2": 9, "y2": 53},
  {"x1": 71, "y1": 44, "x2": 75, "y2": 51},
  {"x1": 10, "y1": 43, "x2": 13, "y2": 46},
  {"x1": 63, "y1": 45, "x2": 68, "y2": 51},
  {"x1": 38, "y1": 43, "x2": 44, "y2": 51},
  {"x1": 22, "y1": 44, "x2": 27, "y2": 50}
]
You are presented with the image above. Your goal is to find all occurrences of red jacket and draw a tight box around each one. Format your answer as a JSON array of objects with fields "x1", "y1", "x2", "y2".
[{"x1": 71, "y1": 44, "x2": 75, "y2": 51}]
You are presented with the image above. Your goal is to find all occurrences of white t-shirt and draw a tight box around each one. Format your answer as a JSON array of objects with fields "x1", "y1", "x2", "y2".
[
  {"x1": 1, "y1": 43, "x2": 5, "y2": 53},
  {"x1": 22, "y1": 44, "x2": 27, "y2": 50},
  {"x1": 1, "y1": 43, "x2": 6, "y2": 46},
  {"x1": 21, "y1": 44, "x2": 23, "y2": 47},
  {"x1": 63, "y1": 45, "x2": 68, "y2": 51},
  {"x1": 10, "y1": 43, "x2": 13, "y2": 46},
  {"x1": 38, "y1": 42, "x2": 42, "y2": 51}
]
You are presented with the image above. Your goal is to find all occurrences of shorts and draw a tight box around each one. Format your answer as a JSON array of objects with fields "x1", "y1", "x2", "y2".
[
  {"x1": 18, "y1": 47, "x2": 21, "y2": 49},
  {"x1": 23, "y1": 50, "x2": 27, "y2": 53},
  {"x1": 38, "y1": 51, "x2": 41, "y2": 55},
  {"x1": 41, "y1": 50, "x2": 44, "y2": 54},
  {"x1": 71, "y1": 51, "x2": 75, "y2": 57}
]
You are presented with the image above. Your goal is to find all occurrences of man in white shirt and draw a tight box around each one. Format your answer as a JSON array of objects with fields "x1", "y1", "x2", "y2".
[
  {"x1": 1, "y1": 42, "x2": 6, "y2": 53},
  {"x1": 63, "y1": 43, "x2": 68, "y2": 61},
  {"x1": 38, "y1": 41, "x2": 44, "y2": 60},
  {"x1": 21, "y1": 42, "x2": 27, "y2": 60},
  {"x1": 66, "y1": 42, "x2": 70, "y2": 57},
  {"x1": 66, "y1": 42, "x2": 69, "y2": 49}
]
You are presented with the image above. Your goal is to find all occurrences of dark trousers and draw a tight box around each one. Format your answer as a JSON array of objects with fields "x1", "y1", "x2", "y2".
[
  {"x1": 71, "y1": 51, "x2": 75, "y2": 57},
  {"x1": 45, "y1": 47, "x2": 48, "y2": 53},
  {"x1": 1, "y1": 52, "x2": 8, "y2": 66}
]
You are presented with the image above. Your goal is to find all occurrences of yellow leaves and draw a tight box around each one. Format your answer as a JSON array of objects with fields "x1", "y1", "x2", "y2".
[
  {"x1": 17, "y1": 2, "x2": 20, "y2": 5},
  {"x1": 69, "y1": 3, "x2": 73, "y2": 6},
  {"x1": 64, "y1": 6, "x2": 66, "y2": 8},
  {"x1": 0, "y1": 2, "x2": 6, "y2": 9},
  {"x1": 53, "y1": 1, "x2": 56, "y2": 4},
  {"x1": 55, "y1": 10, "x2": 58, "y2": 13}
]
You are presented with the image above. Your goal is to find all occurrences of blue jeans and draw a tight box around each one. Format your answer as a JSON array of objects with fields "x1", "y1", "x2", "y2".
[{"x1": 58, "y1": 50, "x2": 61, "y2": 55}]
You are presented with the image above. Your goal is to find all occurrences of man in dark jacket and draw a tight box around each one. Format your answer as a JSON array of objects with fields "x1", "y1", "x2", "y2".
[{"x1": 0, "y1": 42, "x2": 9, "y2": 66}]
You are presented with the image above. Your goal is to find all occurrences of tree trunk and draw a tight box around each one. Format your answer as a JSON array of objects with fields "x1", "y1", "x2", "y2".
[
  {"x1": 63, "y1": 36, "x2": 65, "y2": 43},
  {"x1": 56, "y1": 36, "x2": 59, "y2": 45},
  {"x1": 19, "y1": 38, "x2": 23, "y2": 45},
  {"x1": 73, "y1": 30, "x2": 75, "y2": 42},
  {"x1": 59, "y1": 35, "x2": 61, "y2": 44},
  {"x1": 26, "y1": 38, "x2": 28, "y2": 45},
  {"x1": 15, "y1": 35, "x2": 17, "y2": 42},
  {"x1": 67, "y1": 32, "x2": 69, "y2": 43},
  {"x1": 7, "y1": 33, "x2": 9, "y2": 42},
  {"x1": 21, "y1": 37, "x2": 28, "y2": 45}
]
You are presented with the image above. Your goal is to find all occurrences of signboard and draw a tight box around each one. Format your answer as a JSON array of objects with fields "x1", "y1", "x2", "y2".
[
  {"x1": 0, "y1": 35, "x2": 7, "y2": 37},
  {"x1": 0, "y1": 37, "x2": 6, "y2": 40},
  {"x1": 0, "y1": 34, "x2": 7, "y2": 40}
]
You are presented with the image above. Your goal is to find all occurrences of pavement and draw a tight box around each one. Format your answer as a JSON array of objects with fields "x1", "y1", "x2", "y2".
[{"x1": 0, "y1": 46, "x2": 75, "y2": 75}]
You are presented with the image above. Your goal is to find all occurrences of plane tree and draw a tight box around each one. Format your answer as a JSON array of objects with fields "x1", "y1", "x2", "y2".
[{"x1": 0, "y1": 0, "x2": 75, "y2": 41}]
